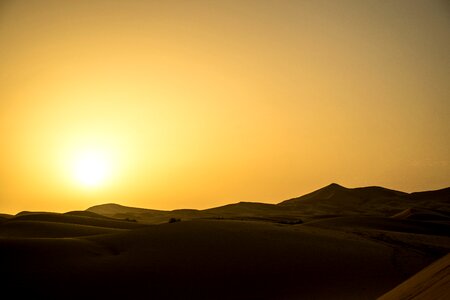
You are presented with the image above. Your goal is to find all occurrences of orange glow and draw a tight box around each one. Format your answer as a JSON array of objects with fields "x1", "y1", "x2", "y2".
[
  {"x1": 0, "y1": 0, "x2": 449, "y2": 214},
  {"x1": 72, "y1": 149, "x2": 111, "y2": 187}
]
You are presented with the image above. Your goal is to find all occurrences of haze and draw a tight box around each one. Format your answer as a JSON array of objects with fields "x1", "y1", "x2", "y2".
[{"x1": 0, "y1": 0, "x2": 449, "y2": 214}]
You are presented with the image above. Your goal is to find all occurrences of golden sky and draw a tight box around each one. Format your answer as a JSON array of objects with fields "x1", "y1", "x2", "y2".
[{"x1": 0, "y1": 0, "x2": 449, "y2": 214}]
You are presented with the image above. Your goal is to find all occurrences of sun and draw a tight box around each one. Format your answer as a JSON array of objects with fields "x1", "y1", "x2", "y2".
[{"x1": 72, "y1": 150, "x2": 111, "y2": 187}]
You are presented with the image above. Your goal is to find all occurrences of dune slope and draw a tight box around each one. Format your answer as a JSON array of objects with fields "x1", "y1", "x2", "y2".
[
  {"x1": 378, "y1": 253, "x2": 450, "y2": 300},
  {"x1": 2, "y1": 184, "x2": 449, "y2": 299},
  {"x1": 0, "y1": 219, "x2": 441, "y2": 299}
]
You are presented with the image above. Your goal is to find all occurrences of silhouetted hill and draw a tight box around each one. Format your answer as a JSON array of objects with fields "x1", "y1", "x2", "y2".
[
  {"x1": 409, "y1": 187, "x2": 450, "y2": 201},
  {"x1": 86, "y1": 184, "x2": 450, "y2": 223},
  {"x1": 406, "y1": 187, "x2": 450, "y2": 211},
  {"x1": 64, "y1": 210, "x2": 115, "y2": 219},
  {"x1": 87, "y1": 203, "x2": 164, "y2": 216},
  {"x1": 277, "y1": 184, "x2": 449, "y2": 219},
  {"x1": 204, "y1": 201, "x2": 288, "y2": 215},
  {"x1": 279, "y1": 183, "x2": 406, "y2": 206},
  {"x1": 87, "y1": 203, "x2": 211, "y2": 223}
]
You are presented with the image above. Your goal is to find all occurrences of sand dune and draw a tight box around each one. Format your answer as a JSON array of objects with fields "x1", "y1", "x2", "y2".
[
  {"x1": 0, "y1": 213, "x2": 13, "y2": 219},
  {"x1": 88, "y1": 202, "x2": 165, "y2": 217},
  {"x1": 304, "y1": 216, "x2": 450, "y2": 236},
  {"x1": 0, "y1": 220, "x2": 126, "y2": 238},
  {"x1": 378, "y1": 253, "x2": 450, "y2": 300},
  {"x1": 280, "y1": 183, "x2": 407, "y2": 206},
  {"x1": 87, "y1": 202, "x2": 297, "y2": 224},
  {"x1": 64, "y1": 210, "x2": 116, "y2": 219},
  {"x1": 0, "y1": 219, "x2": 439, "y2": 299},
  {"x1": 86, "y1": 184, "x2": 450, "y2": 224},
  {"x1": 9, "y1": 212, "x2": 146, "y2": 229},
  {"x1": 1, "y1": 183, "x2": 448, "y2": 299},
  {"x1": 391, "y1": 208, "x2": 450, "y2": 222},
  {"x1": 278, "y1": 184, "x2": 450, "y2": 219}
]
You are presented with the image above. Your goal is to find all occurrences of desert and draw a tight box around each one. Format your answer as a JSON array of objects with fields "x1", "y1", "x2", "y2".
[{"x1": 2, "y1": 184, "x2": 449, "y2": 299}]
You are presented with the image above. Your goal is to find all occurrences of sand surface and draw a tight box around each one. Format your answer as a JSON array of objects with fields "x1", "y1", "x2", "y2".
[
  {"x1": 1, "y1": 184, "x2": 448, "y2": 299},
  {"x1": 378, "y1": 253, "x2": 450, "y2": 300}
]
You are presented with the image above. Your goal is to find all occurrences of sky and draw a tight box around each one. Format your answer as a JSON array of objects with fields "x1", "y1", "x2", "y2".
[{"x1": 0, "y1": 0, "x2": 449, "y2": 214}]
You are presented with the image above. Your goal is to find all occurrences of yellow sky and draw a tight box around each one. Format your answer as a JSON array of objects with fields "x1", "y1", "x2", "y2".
[{"x1": 0, "y1": 0, "x2": 449, "y2": 214}]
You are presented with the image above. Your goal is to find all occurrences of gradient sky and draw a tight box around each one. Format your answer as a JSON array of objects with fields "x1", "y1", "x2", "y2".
[{"x1": 0, "y1": 0, "x2": 449, "y2": 214}]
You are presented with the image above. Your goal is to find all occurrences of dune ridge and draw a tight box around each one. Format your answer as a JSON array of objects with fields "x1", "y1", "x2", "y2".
[
  {"x1": 378, "y1": 253, "x2": 450, "y2": 300},
  {"x1": 86, "y1": 184, "x2": 450, "y2": 223},
  {"x1": 1, "y1": 183, "x2": 448, "y2": 299}
]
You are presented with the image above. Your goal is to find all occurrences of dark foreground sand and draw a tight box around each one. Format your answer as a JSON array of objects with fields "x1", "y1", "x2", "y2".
[
  {"x1": 0, "y1": 216, "x2": 448, "y2": 299},
  {"x1": 1, "y1": 184, "x2": 448, "y2": 299}
]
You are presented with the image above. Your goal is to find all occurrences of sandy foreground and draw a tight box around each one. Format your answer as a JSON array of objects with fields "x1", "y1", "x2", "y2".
[{"x1": 1, "y1": 184, "x2": 449, "y2": 299}]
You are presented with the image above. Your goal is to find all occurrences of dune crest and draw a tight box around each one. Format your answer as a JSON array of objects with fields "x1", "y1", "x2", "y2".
[{"x1": 378, "y1": 253, "x2": 450, "y2": 300}]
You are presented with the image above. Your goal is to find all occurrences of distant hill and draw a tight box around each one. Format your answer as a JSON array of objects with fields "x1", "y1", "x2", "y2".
[
  {"x1": 204, "y1": 202, "x2": 282, "y2": 214},
  {"x1": 86, "y1": 184, "x2": 449, "y2": 223},
  {"x1": 277, "y1": 184, "x2": 450, "y2": 218},
  {"x1": 87, "y1": 203, "x2": 210, "y2": 223},
  {"x1": 64, "y1": 210, "x2": 115, "y2": 219},
  {"x1": 279, "y1": 183, "x2": 406, "y2": 206},
  {"x1": 87, "y1": 203, "x2": 164, "y2": 216}
]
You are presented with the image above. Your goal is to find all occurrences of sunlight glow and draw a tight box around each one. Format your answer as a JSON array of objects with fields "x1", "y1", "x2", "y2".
[
  {"x1": 72, "y1": 150, "x2": 111, "y2": 187},
  {"x1": 0, "y1": 0, "x2": 448, "y2": 213}
]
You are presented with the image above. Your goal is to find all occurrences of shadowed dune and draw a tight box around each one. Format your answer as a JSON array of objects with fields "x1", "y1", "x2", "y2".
[
  {"x1": 0, "y1": 212, "x2": 147, "y2": 239},
  {"x1": 409, "y1": 187, "x2": 450, "y2": 202},
  {"x1": 0, "y1": 219, "x2": 439, "y2": 299},
  {"x1": 86, "y1": 184, "x2": 449, "y2": 224},
  {"x1": 8, "y1": 212, "x2": 146, "y2": 229},
  {"x1": 87, "y1": 202, "x2": 302, "y2": 224},
  {"x1": 303, "y1": 215, "x2": 450, "y2": 259},
  {"x1": 0, "y1": 213, "x2": 13, "y2": 219},
  {"x1": 0, "y1": 220, "x2": 126, "y2": 238},
  {"x1": 64, "y1": 210, "x2": 116, "y2": 219},
  {"x1": 1, "y1": 184, "x2": 448, "y2": 299},
  {"x1": 204, "y1": 202, "x2": 285, "y2": 215},
  {"x1": 88, "y1": 203, "x2": 165, "y2": 217},
  {"x1": 304, "y1": 216, "x2": 450, "y2": 236},
  {"x1": 391, "y1": 208, "x2": 450, "y2": 222},
  {"x1": 0, "y1": 212, "x2": 144, "y2": 238}
]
